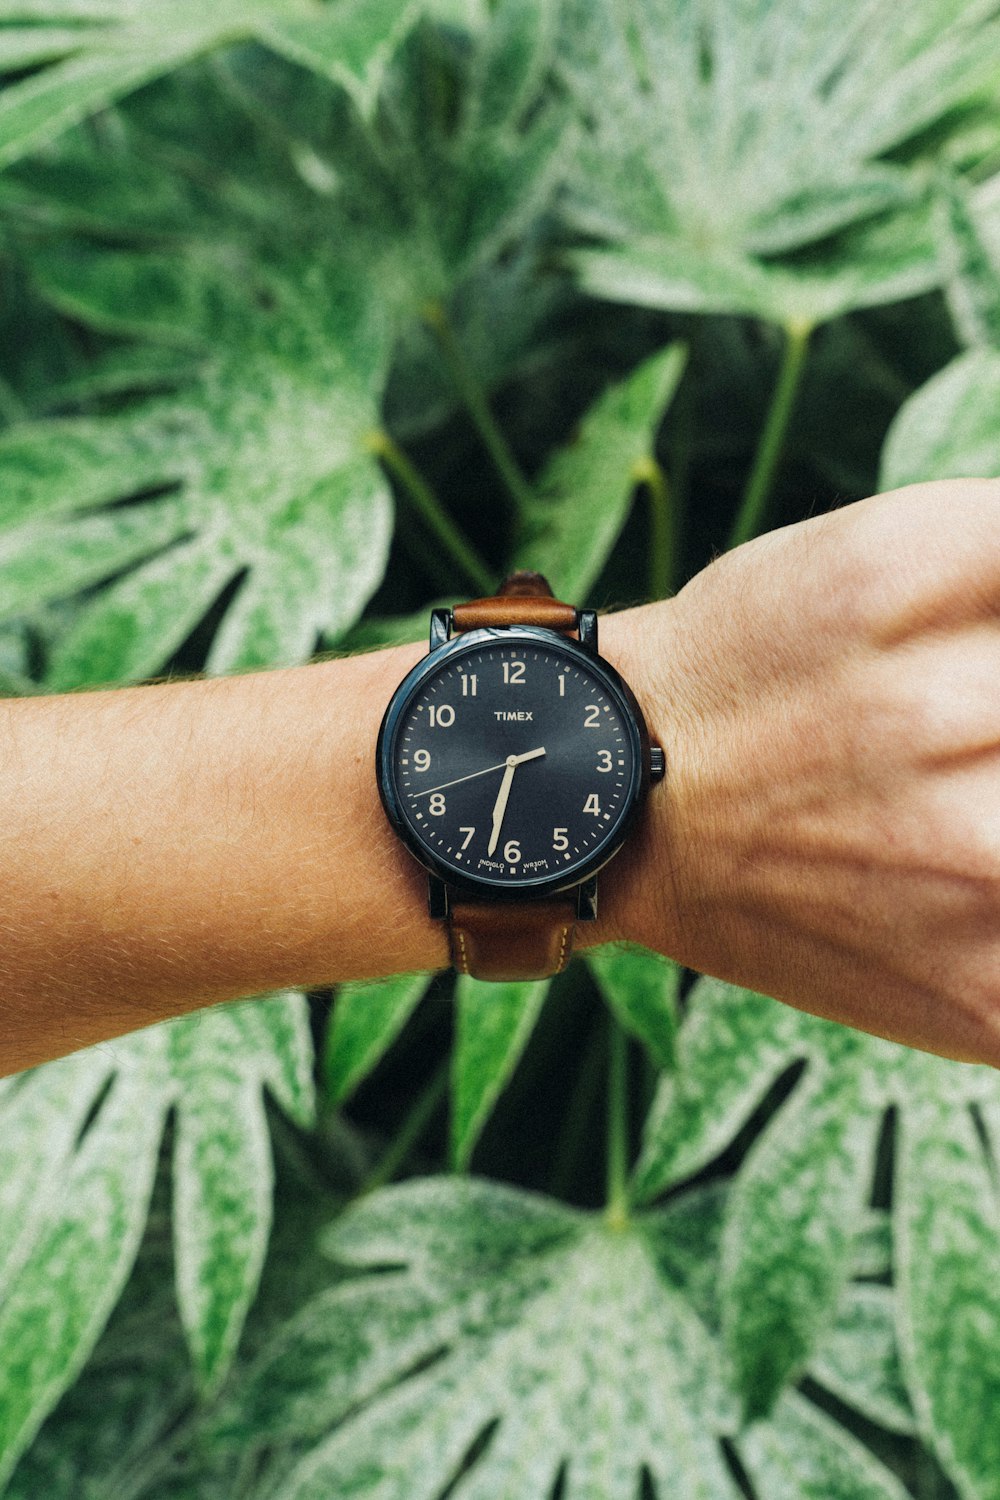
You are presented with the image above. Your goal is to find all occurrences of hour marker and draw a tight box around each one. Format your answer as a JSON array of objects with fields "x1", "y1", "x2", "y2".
[
  {"x1": 455, "y1": 852, "x2": 463, "y2": 860},
  {"x1": 415, "y1": 812, "x2": 424, "y2": 820}
]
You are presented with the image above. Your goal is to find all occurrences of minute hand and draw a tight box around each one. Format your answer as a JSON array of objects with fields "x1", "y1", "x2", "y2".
[{"x1": 487, "y1": 746, "x2": 546, "y2": 856}]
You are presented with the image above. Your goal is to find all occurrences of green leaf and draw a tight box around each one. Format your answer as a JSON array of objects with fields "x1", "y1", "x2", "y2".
[
  {"x1": 720, "y1": 1064, "x2": 882, "y2": 1418},
  {"x1": 880, "y1": 345, "x2": 1000, "y2": 489},
  {"x1": 633, "y1": 979, "x2": 813, "y2": 1202},
  {"x1": 451, "y1": 977, "x2": 549, "y2": 1169},
  {"x1": 0, "y1": 1052, "x2": 165, "y2": 1491},
  {"x1": 811, "y1": 1285, "x2": 915, "y2": 1436},
  {"x1": 325, "y1": 972, "x2": 433, "y2": 1105},
  {"x1": 935, "y1": 169, "x2": 1000, "y2": 347},
  {"x1": 513, "y1": 344, "x2": 685, "y2": 600},
  {"x1": 0, "y1": 993, "x2": 313, "y2": 1480},
  {"x1": 219, "y1": 1177, "x2": 741, "y2": 1499},
  {"x1": 0, "y1": 0, "x2": 462, "y2": 169},
  {"x1": 0, "y1": 253, "x2": 394, "y2": 682},
  {"x1": 587, "y1": 942, "x2": 679, "y2": 1071},
  {"x1": 319, "y1": 4, "x2": 572, "y2": 310},
  {"x1": 572, "y1": 206, "x2": 940, "y2": 329},
  {"x1": 895, "y1": 1094, "x2": 1000, "y2": 1500},
  {"x1": 560, "y1": 0, "x2": 997, "y2": 325},
  {"x1": 168, "y1": 1001, "x2": 314, "y2": 1397},
  {"x1": 740, "y1": 1392, "x2": 911, "y2": 1500},
  {"x1": 259, "y1": 0, "x2": 431, "y2": 117}
]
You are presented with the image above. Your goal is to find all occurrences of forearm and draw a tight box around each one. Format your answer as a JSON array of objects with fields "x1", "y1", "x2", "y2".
[{"x1": 0, "y1": 610, "x2": 669, "y2": 1073}]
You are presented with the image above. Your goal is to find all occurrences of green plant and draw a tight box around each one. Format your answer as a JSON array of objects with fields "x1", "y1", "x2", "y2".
[{"x1": 2, "y1": 0, "x2": 1000, "y2": 1494}]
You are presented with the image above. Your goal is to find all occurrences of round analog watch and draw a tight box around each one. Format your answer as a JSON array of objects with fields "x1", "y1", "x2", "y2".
[{"x1": 376, "y1": 572, "x2": 664, "y2": 981}]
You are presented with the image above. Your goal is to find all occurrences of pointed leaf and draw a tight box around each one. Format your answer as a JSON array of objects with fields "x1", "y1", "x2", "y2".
[
  {"x1": 739, "y1": 1392, "x2": 911, "y2": 1500},
  {"x1": 587, "y1": 941, "x2": 679, "y2": 1071},
  {"x1": 880, "y1": 346, "x2": 1000, "y2": 489},
  {"x1": 935, "y1": 169, "x2": 1000, "y2": 347},
  {"x1": 514, "y1": 344, "x2": 686, "y2": 599},
  {"x1": 451, "y1": 976, "x2": 549, "y2": 1168},
  {"x1": 895, "y1": 1095, "x2": 1000, "y2": 1500},
  {"x1": 721, "y1": 1065, "x2": 882, "y2": 1417},
  {"x1": 810, "y1": 1285, "x2": 915, "y2": 1436},
  {"x1": 325, "y1": 972, "x2": 433, "y2": 1105},
  {"x1": 633, "y1": 979, "x2": 815, "y2": 1202},
  {"x1": 0, "y1": 1061, "x2": 164, "y2": 1489}
]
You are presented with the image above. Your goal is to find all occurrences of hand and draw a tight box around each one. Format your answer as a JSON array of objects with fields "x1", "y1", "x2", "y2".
[
  {"x1": 487, "y1": 746, "x2": 546, "y2": 855},
  {"x1": 602, "y1": 480, "x2": 1000, "y2": 1067}
]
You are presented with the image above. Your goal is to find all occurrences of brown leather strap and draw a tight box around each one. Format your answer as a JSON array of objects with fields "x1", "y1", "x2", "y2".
[
  {"x1": 450, "y1": 898, "x2": 577, "y2": 982},
  {"x1": 452, "y1": 570, "x2": 578, "y2": 634},
  {"x1": 447, "y1": 570, "x2": 580, "y2": 982}
]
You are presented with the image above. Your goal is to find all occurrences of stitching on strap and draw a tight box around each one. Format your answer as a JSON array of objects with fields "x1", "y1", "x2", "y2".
[
  {"x1": 554, "y1": 925, "x2": 571, "y2": 974},
  {"x1": 455, "y1": 927, "x2": 470, "y2": 974}
]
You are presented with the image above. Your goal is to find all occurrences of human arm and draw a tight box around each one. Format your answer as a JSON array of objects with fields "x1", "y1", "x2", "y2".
[{"x1": 4, "y1": 477, "x2": 1000, "y2": 1075}]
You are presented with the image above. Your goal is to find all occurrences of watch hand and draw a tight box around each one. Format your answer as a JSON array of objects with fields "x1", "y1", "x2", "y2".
[
  {"x1": 488, "y1": 761, "x2": 517, "y2": 857},
  {"x1": 487, "y1": 748, "x2": 546, "y2": 856},
  {"x1": 412, "y1": 757, "x2": 512, "y2": 800},
  {"x1": 412, "y1": 746, "x2": 546, "y2": 800}
]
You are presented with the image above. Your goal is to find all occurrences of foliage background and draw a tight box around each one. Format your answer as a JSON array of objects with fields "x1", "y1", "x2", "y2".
[{"x1": 3, "y1": 0, "x2": 1000, "y2": 1495}]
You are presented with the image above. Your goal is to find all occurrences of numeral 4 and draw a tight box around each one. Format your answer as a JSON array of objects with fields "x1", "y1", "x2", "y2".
[{"x1": 583, "y1": 793, "x2": 601, "y2": 815}]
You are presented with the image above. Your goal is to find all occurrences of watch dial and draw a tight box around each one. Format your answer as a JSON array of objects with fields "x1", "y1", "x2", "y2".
[{"x1": 386, "y1": 638, "x2": 639, "y2": 889}]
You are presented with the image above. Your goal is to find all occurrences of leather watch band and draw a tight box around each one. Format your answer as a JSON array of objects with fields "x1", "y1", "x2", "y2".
[
  {"x1": 449, "y1": 897, "x2": 577, "y2": 981},
  {"x1": 448, "y1": 570, "x2": 580, "y2": 982}
]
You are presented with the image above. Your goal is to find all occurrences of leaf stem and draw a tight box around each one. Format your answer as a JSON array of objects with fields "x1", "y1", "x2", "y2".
[
  {"x1": 728, "y1": 318, "x2": 812, "y2": 550},
  {"x1": 423, "y1": 299, "x2": 535, "y2": 513},
  {"x1": 366, "y1": 429, "x2": 494, "y2": 594},
  {"x1": 359, "y1": 1057, "x2": 450, "y2": 1197},
  {"x1": 605, "y1": 1016, "x2": 631, "y2": 1230},
  {"x1": 632, "y1": 455, "x2": 673, "y2": 600}
]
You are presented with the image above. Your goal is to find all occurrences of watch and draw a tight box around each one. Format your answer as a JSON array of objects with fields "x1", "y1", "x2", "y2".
[{"x1": 376, "y1": 570, "x2": 664, "y2": 982}]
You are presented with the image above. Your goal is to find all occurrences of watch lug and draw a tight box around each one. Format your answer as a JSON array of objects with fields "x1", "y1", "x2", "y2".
[
  {"x1": 575, "y1": 876, "x2": 598, "y2": 922},
  {"x1": 578, "y1": 610, "x2": 598, "y2": 652},
  {"x1": 427, "y1": 875, "x2": 450, "y2": 920},
  {"x1": 429, "y1": 609, "x2": 451, "y2": 651}
]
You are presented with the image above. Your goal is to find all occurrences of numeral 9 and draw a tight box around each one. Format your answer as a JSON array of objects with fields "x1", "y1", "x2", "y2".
[{"x1": 414, "y1": 749, "x2": 431, "y2": 771}]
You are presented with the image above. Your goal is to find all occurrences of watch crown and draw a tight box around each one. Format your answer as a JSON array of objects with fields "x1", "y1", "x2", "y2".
[{"x1": 649, "y1": 746, "x2": 665, "y2": 782}]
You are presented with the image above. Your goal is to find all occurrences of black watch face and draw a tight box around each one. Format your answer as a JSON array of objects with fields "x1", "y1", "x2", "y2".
[{"x1": 379, "y1": 631, "x2": 644, "y2": 894}]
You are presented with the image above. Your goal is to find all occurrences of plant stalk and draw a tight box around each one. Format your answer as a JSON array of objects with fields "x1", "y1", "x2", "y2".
[
  {"x1": 423, "y1": 299, "x2": 535, "y2": 513},
  {"x1": 366, "y1": 429, "x2": 494, "y2": 594},
  {"x1": 632, "y1": 455, "x2": 674, "y2": 600},
  {"x1": 605, "y1": 1017, "x2": 631, "y2": 1230},
  {"x1": 728, "y1": 318, "x2": 812, "y2": 550},
  {"x1": 360, "y1": 1058, "x2": 450, "y2": 1197}
]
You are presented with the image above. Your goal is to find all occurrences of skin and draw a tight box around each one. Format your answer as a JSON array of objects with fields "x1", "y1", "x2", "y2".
[{"x1": 2, "y1": 478, "x2": 1000, "y2": 1074}]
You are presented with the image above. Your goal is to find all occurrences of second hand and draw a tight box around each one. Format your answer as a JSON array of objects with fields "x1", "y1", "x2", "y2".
[{"x1": 412, "y1": 746, "x2": 545, "y2": 799}]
